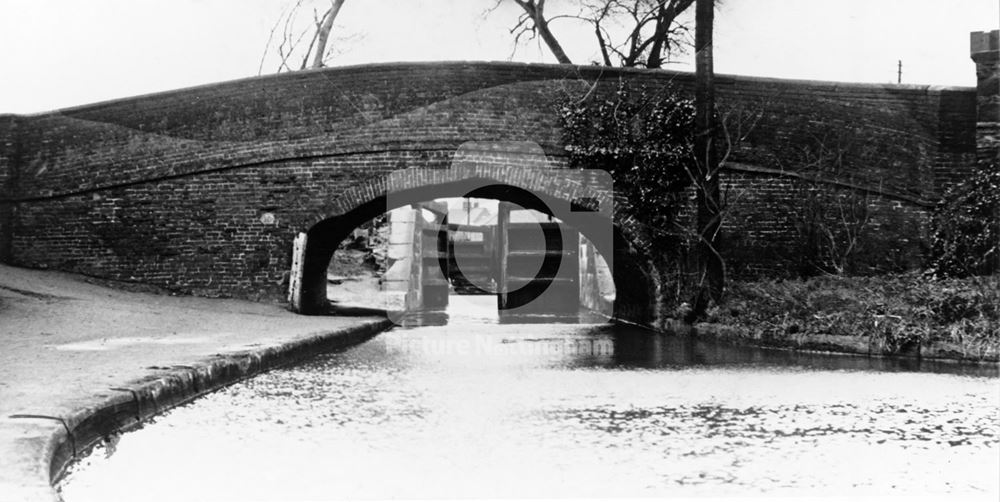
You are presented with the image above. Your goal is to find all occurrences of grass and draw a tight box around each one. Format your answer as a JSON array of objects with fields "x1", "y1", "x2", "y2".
[{"x1": 705, "y1": 272, "x2": 1000, "y2": 360}]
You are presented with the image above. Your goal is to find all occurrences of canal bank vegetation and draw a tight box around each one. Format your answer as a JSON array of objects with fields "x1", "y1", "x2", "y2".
[
  {"x1": 703, "y1": 159, "x2": 1000, "y2": 362},
  {"x1": 703, "y1": 273, "x2": 999, "y2": 361}
]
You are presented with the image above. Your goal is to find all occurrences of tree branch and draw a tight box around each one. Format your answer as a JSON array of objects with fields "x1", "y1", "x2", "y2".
[
  {"x1": 513, "y1": 0, "x2": 574, "y2": 63},
  {"x1": 310, "y1": 0, "x2": 346, "y2": 69}
]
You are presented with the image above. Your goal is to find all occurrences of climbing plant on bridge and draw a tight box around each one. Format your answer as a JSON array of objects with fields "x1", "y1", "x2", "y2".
[
  {"x1": 558, "y1": 82, "x2": 697, "y2": 248},
  {"x1": 929, "y1": 158, "x2": 1000, "y2": 277}
]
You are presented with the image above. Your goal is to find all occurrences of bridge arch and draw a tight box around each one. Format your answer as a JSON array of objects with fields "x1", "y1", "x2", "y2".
[{"x1": 297, "y1": 170, "x2": 665, "y2": 326}]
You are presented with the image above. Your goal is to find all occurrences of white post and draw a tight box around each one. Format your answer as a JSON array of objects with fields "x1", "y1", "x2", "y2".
[{"x1": 288, "y1": 232, "x2": 308, "y2": 312}]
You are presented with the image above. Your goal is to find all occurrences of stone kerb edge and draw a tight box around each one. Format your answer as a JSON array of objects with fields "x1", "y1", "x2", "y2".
[{"x1": 4, "y1": 319, "x2": 393, "y2": 502}]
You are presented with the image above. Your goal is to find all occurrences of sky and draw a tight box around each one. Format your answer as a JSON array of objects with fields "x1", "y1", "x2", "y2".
[{"x1": 0, "y1": 0, "x2": 996, "y2": 114}]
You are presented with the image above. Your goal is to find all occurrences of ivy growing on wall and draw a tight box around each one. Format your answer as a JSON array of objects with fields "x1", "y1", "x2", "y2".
[
  {"x1": 557, "y1": 83, "x2": 697, "y2": 248},
  {"x1": 930, "y1": 158, "x2": 1000, "y2": 277}
]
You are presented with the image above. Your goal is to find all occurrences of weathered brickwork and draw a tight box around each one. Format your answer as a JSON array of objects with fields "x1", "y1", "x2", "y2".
[
  {"x1": 971, "y1": 30, "x2": 999, "y2": 160},
  {"x1": 0, "y1": 62, "x2": 980, "y2": 324},
  {"x1": 719, "y1": 172, "x2": 930, "y2": 279},
  {"x1": 0, "y1": 114, "x2": 21, "y2": 261},
  {"x1": 935, "y1": 90, "x2": 979, "y2": 188}
]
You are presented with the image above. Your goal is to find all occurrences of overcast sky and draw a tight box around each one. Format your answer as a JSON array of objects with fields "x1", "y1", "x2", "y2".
[{"x1": 0, "y1": 0, "x2": 996, "y2": 114}]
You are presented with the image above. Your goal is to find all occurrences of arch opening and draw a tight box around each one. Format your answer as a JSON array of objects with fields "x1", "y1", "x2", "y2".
[{"x1": 296, "y1": 178, "x2": 663, "y2": 327}]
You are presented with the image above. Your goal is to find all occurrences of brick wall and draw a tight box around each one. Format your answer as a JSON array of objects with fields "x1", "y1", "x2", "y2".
[
  {"x1": 0, "y1": 114, "x2": 20, "y2": 261},
  {"x1": 971, "y1": 30, "x2": 999, "y2": 161},
  {"x1": 935, "y1": 89, "x2": 979, "y2": 189},
  {"x1": 719, "y1": 172, "x2": 930, "y2": 279},
  {"x1": 0, "y1": 62, "x2": 979, "y2": 323}
]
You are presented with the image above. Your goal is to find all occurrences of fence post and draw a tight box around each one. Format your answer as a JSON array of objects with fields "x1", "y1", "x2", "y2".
[{"x1": 288, "y1": 232, "x2": 308, "y2": 312}]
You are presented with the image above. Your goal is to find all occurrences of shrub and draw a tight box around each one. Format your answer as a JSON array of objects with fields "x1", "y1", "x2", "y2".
[
  {"x1": 930, "y1": 158, "x2": 1000, "y2": 277},
  {"x1": 708, "y1": 273, "x2": 999, "y2": 358}
]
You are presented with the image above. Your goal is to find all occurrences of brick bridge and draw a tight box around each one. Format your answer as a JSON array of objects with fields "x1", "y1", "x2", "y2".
[{"x1": 0, "y1": 59, "x2": 984, "y2": 326}]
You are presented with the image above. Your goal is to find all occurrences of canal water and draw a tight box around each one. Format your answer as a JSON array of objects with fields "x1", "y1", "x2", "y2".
[{"x1": 60, "y1": 296, "x2": 999, "y2": 500}]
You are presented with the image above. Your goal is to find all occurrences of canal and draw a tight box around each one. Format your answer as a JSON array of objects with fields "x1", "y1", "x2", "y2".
[{"x1": 59, "y1": 296, "x2": 999, "y2": 500}]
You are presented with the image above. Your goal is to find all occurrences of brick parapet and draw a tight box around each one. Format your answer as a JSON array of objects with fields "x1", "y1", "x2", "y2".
[{"x1": 3, "y1": 63, "x2": 976, "y2": 201}]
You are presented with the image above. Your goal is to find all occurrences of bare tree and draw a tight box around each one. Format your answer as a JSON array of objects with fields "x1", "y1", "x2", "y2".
[
  {"x1": 260, "y1": 0, "x2": 349, "y2": 74},
  {"x1": 499, "y1": 0, "x2": 696, "y2": 68}
]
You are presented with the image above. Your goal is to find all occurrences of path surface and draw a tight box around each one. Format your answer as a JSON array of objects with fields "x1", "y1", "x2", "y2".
[{"x1": 0, "y1": 264, "x2": 390, "y2": 501}]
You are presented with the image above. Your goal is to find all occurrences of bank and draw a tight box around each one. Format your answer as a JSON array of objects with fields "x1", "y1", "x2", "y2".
[
  {"x1": 693, "y1": 273, "x2": 1000, "y2": 363},
  {"x1": 0, "y1": 264, "x2": 393, "y2": 502}
]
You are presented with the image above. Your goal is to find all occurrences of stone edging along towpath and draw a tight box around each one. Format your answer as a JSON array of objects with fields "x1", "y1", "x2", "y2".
[{"x1": 0, "y1": 318, "x2": 394, "y2": 502}]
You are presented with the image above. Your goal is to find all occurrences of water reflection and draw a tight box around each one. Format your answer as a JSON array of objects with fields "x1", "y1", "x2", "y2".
[
  {"x1": 607, "y1": 328, "x2": 997, "y2": 376},
  {"x1": 59, "y1": 301, "x2": 1000, "y2": 501}
]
